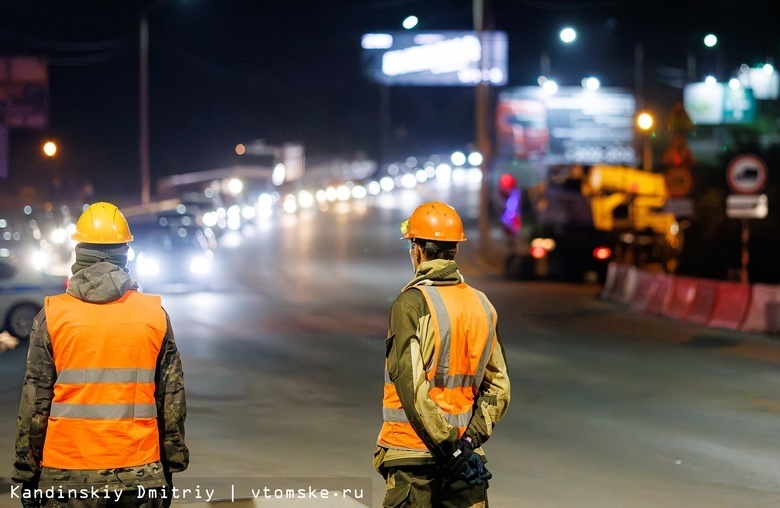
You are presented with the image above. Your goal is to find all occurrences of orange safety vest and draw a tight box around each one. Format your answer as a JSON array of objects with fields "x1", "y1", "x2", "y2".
[
  {"x1": 378, "y1": 283, "x2": 497, "y2": 451},
  {"x1": 42, "y1": 290, "x2": 167, "y2": 470}
]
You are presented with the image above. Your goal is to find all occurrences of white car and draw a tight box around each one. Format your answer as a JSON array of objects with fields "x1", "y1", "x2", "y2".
[{"x1": 0, "y1": 257, "x2": 69, "y2": 340}]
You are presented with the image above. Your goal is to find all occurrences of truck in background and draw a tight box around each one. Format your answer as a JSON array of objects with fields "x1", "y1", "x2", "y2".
[
  {"x1": 503, "y1": 163, "x2": 681, "y2": 282},
  {"x1": 493, "y1": 87, "x2": 681, "y2": 281}
]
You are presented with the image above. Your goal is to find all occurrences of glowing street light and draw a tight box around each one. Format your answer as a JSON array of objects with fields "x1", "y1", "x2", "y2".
[
  {"x1": 560, "y1": 27, "x2": 577, "y2": 44},
  {"x1": 636, "y1": 112, "x2": 655, "y2": 170},
  {"x1": 636, "y1": 112, "x2": 654, "y2": 131},
  {"x1": 42, "y1": 141, "x2": 57, "y2": 157},
  {"x1": 540, "y1": 27, "x2": 577, "y2": 82},
  {"x1": 402, "y1": 16, "x2": 418, "y2": 29}
]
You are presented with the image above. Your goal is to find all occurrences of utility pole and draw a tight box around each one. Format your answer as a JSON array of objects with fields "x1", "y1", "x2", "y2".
[
  {"x1": 474, "y1": 0, "x2": 492, "y2": 252},
  {"x1": 139, "y1": 11, "x2": 150, "y2": 205}
]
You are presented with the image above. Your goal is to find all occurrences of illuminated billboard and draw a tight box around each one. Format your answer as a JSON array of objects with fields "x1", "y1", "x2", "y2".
[
  {"x1": 683, "y1": 82, "x2": 757, "y2": 125},
  {"x1": 361, "y1": 31, "x2": 507, "y2": 86},
  {"x1": 496, "y1": 87, "x2": 638, "y2": 166}
]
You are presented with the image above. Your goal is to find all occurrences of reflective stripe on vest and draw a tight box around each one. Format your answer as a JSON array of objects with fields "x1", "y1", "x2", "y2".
[
  {"x1": 378, "y1": 283, "x2": 497, "y2": 451},
  {"x1": 382, "y1": 407, "x2": 473, "y2": 429},
  {"x1": 42, "y1": 290, "x2": 166, "y2": 470},
  {"x1": 50, "y1": 403, "x2": 157, "y2": 419}
]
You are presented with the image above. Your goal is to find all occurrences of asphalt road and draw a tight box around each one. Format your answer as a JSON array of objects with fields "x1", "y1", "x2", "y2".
[{"x1": 2, "y1": 186, "x2": 780, "y2": 507}]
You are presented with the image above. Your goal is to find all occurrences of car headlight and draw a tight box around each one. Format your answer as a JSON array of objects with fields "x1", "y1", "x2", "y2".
[
  {"x1": 31, "y1": 250, "x2": 50, "y2": 271},
  {"x1": 189, "y1": 256, "x2": 211, "y2": 275},
  {"x1": 136, "y1": 253, "x2": 160, "y2": 275}
]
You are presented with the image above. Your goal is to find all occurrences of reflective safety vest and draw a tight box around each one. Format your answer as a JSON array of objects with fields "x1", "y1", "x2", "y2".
[
  {"x1": 378, "y1": 283, "x2": 497, "y2": 451},
  {"x1": 42, "y1": 290, "x2": 167, "y2": 469}
]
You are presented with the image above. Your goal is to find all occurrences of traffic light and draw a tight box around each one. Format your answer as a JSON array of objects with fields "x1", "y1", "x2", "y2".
[{"x1": 498, "y1": 173, "x2": 521, "y2": 236}]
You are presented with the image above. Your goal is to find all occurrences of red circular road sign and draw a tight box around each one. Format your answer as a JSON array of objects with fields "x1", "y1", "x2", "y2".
[{"x1": 726, "y1": 154, "x2": 768, "y2": 194}]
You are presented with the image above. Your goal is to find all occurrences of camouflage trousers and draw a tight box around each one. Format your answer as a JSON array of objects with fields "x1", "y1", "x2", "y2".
[
  {"x1": 40, "y1": 488, "x2": 165, "y2": 508},
  {"x1": 382, "y1": 466, "x2": 488, "y2": 508}
]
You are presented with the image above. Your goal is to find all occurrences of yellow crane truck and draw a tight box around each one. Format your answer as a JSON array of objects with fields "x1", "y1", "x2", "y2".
[{"x1": 509, "y1": 164, "x2": 682, "y2": 281}]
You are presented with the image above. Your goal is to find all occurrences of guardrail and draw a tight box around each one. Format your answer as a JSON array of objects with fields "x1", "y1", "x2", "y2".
[{"x1": 600, "y1": 262, "x2": 780, "y2": 334}]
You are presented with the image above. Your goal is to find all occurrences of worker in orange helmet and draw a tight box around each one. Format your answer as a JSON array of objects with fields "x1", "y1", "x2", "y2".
[
  {"x1": 13, "y1": 202, "x2": 188, "y2": 508},
  {"x1": 374, "y1": 201, "x2": 511, "y2": 507}
]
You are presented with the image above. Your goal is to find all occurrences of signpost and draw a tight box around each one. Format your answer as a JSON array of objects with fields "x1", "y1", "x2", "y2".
[
  {"x1": 726, "y1": 153, "x2": 767, "y2": 194},
  {"x1": 725, "y1": 154, "x2": 769, "y2": 283}
]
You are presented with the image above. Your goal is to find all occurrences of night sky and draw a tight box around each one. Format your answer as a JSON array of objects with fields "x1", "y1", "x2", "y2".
[{"x1": 1, "y1": 0, "x2": 776, "y2": 199}]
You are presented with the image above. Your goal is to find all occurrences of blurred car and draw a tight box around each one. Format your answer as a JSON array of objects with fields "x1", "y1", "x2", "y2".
[
  {"x1": 0, "y1": 257, "x2": 69, "y2": 340},
  {"x1": 127, "y1": 221, "x2": 215, "y2": 293}
]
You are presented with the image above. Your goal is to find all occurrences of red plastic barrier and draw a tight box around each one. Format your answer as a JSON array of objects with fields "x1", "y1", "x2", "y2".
[
  {"x1": 645, "y1": 274, "x2": 673, "y2": 315},
  {"x1": 707, "y1": 282, "x2": 751, "y2": 330},
  {"x1": 629, "y1": 270, "x2": 657, "y2": 312},
  {"x1": 740, "y1": 284, "x2": 780, "y2": 333},
  {"x1": 662, "y1": 276, "x2": 698, "y2": 320},
  {"x1": 685, "y1": 279, "x2": 720, "y2": 324}
]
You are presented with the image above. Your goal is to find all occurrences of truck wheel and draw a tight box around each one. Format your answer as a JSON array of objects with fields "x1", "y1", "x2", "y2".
[{"x1": 6, "y1": 303, "x2": 41, "y2": 340}]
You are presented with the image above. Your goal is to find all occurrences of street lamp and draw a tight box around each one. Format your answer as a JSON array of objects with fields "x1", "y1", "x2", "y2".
[
  {"x1": 139, "y1": 0, "x2": 171, "y2": 206},
  {"x1": 687, "y1": 33, "x2": 718, "y2": 83},
  {"x1": 539, "y1": 27, "x2": 577, "y2": 82},
  {"x1": 636, "y1": 112, "x2": 654, "y2": 170},
  {"x1": 42, "y1": 141, "x2": 57, "y2": 158}
]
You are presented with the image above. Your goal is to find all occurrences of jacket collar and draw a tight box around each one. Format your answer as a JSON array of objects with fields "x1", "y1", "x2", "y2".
[
  {"x1": 67, "y1": 262, "x2": 139, "y2": 304},
  {"x1": 403, "y1": 259, "x2": 464, "y2": 290}
]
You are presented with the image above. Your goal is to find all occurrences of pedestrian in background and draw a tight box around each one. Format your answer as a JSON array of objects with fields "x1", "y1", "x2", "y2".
[
  {"x1": 13, "y1": 202, "x2": 188, "y2": 507},
  {"x1": 374, "y1": 201, "x2": 511, "y2": 507}
]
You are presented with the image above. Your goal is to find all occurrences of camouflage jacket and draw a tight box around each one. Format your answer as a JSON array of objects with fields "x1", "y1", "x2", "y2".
[
  {"x1": 13, "y1": 262, "x2": 189, "y2": 488},
  {"x1": 374, "y1": 259, "x2": 511, "y2": 472}
]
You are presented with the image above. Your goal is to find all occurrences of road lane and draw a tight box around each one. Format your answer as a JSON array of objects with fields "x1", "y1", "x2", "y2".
[{"x1": 2, "y1": 189, "x2": 780, "y2": 507}]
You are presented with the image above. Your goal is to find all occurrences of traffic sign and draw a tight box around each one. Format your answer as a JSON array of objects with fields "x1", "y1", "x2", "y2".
[
  {"x1": 664, "y1": 167, "x2": 693, "y2": 197},
  {"x1": 726, "y1": 154, "x2": 768, "y2": 194},
  {"x1": 726, "y1": 194, "x2": 768, "y2": 219}
]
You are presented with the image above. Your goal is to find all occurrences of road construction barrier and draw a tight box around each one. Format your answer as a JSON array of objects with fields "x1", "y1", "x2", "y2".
[
  {"x1": 645, "y1": 273, "x2": 673, "y2": 315},
  {"x1": 684, "y1": 279, "x2": 720, "y2": 325},
  {"x1": 740, "y1": 284, "x2": 780, "y2": 333},
  {"x1": 629, "y1": 270, "x2": 657, "y2": 312},
  {"x1": 706, "y1": 281, "x2": 751, "y2": 330},
  {"x1": 601, "y1": 264, "x2": 780, "y2": 334},
  {"x1": 662, "y1": 276, "x2": 698, "y2": 321},
  {"x1": 600, "y1": 262, "x2": 619, "y2": 301},
  {"x1": 601, "y1": 263, "x2": 637, "y2": 305}
]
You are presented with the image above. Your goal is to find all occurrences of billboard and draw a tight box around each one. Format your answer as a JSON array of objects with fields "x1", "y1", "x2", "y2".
[
  {"x1": 737, "y1": 66, "x2": 779, "y2": 100},
  {"x1": 496, "y1": 87, "x2": 638, "y2": 167},
  {"x1": 0, "y1": 57, "x2": 49, "y2": 128},
  {"x1": 683, "y1": 82, "x2": 757, "y2": 125},
  {"x1": 361, "y1": 31, "x2": 507, "y2": 86}
]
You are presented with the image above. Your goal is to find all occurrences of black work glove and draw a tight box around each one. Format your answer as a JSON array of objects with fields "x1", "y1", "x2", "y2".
[
  {"x1": 465, "y1": 451, "x2": 492, "y2": 484},
  {"x1": 442, "y1": 437, "x2": 492, "y2": 486},
  {"x1": 20, "y1": 482, "x2": 40, "y2": 508}
]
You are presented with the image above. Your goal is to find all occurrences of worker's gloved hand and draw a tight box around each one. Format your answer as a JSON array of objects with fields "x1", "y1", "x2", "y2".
[
  {"x1": 442, "y1": 437, "x2": 491, "y2": 486},
  {"x1": 20, "y1": 482, "x2": 40, "y2": 508},
  {"x1": 466, "y1": 452, "x2": 492, "y2": 485}
]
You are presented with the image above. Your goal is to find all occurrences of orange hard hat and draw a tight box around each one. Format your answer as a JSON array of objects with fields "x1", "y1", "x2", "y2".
[
  {"x1": 400, "y1": 201, "x2": 466, "y2": 242},
  {"x1": 72, "y1": 202, "x2": 134, "y2": 244}
]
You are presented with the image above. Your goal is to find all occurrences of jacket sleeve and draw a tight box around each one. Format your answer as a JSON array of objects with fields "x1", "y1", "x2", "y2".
[
  {"x1": 155, "y1": 311, "x2": 189, "y2": 473},
  {"x1": 386, "y1": 293, "x2": 460, "y2": 461},
  {"x1": 465, "y1": 328, "x2": 511, "y2": 448},
  {"x1": 13, "y1": 310, "x2": 55, "y2": 484}
]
